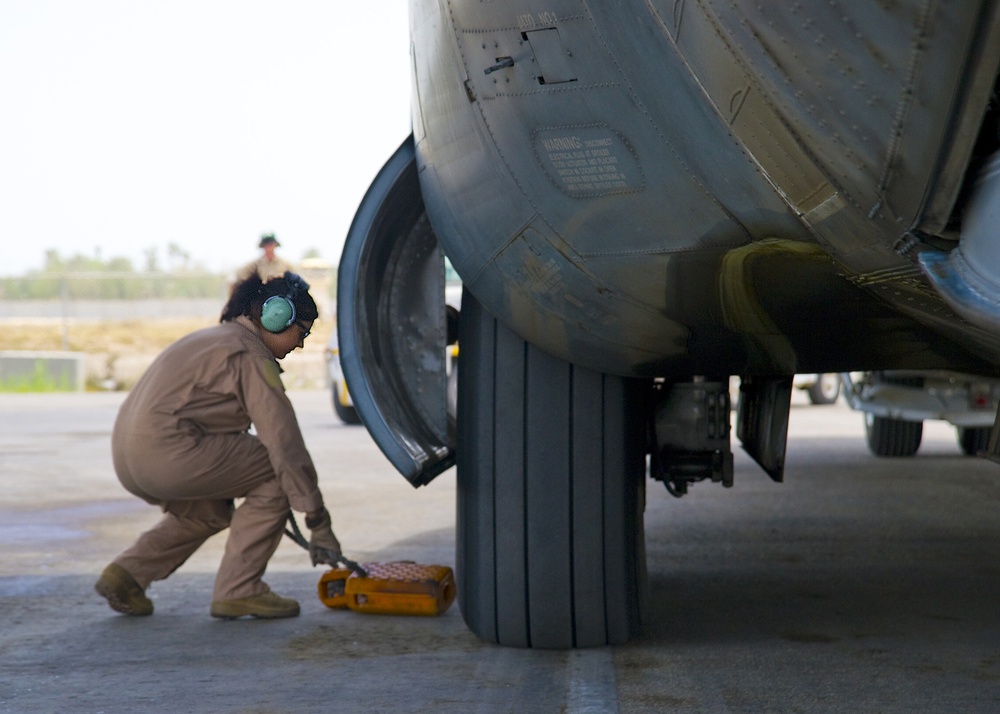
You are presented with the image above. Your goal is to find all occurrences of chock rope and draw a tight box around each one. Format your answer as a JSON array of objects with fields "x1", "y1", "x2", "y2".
[{"x1": 284, "y1": 511, "x2": 368, "y2": 577}]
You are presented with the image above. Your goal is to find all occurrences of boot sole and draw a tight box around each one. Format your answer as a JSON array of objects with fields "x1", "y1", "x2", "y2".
[{"x1": 95, "y1": 581, "x2": 153, "y2": 616}]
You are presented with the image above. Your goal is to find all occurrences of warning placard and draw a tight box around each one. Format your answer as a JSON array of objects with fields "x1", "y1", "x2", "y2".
[{"x1": 534, "y1": 125, "x2": 643, "y2": 197}]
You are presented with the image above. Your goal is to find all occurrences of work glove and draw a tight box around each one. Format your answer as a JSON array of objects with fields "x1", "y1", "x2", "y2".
[{"x1": 305, "y1": 507, "x2": 342, "y2": 567}]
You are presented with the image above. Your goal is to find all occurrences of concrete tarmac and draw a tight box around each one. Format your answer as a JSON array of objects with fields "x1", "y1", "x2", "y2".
[{"x1": 2, "y1": 390, "x2": 1000, "y2": 712}]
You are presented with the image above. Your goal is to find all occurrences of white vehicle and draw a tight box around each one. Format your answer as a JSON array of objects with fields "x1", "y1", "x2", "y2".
[
  {"x1": 792, "y1": 373, "x2": 841, "y2": 405},
  {"x1": 842, "y1": 370, "x2": 1000, "y2": 457}
]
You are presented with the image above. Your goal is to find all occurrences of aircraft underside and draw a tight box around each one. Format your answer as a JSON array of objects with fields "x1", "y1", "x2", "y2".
[{"x1": 337, "y1": 0, "x2": 1000, "y2": 647}]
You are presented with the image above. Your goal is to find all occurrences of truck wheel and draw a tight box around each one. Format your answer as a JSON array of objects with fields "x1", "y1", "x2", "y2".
[
  {"x1": 331, "y1": 382, "x2": 362, "y2": 425},
  {"x1": 958, "y1": 426, "x2": 991, "y2": 456},
  {"x1": 456, "y1": 290, "x2": 648, "y2": 648},
  {"x1": 864, "y1": 413, "x2": 922, "y2": 456},
  {"x1": 806, "y1": 374, "x2": 840, "y2": 405}
]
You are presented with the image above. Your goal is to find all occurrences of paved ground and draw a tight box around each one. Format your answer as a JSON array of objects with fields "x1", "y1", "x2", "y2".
[{"x1": 2, "y1": 389, "x2": 1000, "y2": 712}]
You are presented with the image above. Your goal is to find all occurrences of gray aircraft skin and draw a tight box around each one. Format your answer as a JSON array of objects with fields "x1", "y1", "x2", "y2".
[{"x1": 337, "y1": 1, "x2": 1000, "y2": 648}]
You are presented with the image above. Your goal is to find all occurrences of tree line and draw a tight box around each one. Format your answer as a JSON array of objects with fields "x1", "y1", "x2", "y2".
[{"x1": 1, "y1": 247, "x2": 226, "y2": 300}]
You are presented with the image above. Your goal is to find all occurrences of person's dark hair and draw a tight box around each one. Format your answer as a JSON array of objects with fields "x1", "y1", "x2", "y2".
[{"x1": 221, "y1": 272, "x2": 319, "y2": 326}]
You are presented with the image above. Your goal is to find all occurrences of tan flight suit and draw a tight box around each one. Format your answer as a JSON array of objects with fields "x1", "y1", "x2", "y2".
[
  {"x1": 110, "y1": 316, "x2": 324, "y2": 601},
  {"x1": 233, "y1": 254, "x2": 293, "y2": 284}
]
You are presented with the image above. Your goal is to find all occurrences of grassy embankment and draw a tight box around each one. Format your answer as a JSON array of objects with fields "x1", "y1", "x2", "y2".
[{"x1": 2, "y1": 319, "x2": 333, "y2": 392}]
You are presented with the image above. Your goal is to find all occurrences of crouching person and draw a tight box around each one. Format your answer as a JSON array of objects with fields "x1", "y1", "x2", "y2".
[{"x1": 95, "y1": 271, "x2": 341, "y2": 619}]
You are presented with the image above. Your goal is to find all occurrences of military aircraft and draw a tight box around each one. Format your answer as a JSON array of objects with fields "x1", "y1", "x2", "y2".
[{"x1": 336, "y1": 1, "x2": 1000, "y2": 648}]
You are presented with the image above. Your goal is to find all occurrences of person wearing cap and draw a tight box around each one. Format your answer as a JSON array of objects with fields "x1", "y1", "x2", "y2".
[
  {"x1": 233, "y1": 233, "x2": 293, "y2": 285},
  {"x1": 94, "y1": 271, "x2": 342, "y2": 619}
]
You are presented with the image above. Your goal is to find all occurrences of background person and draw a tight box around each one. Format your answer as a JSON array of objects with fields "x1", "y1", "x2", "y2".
[
  {"x1": 95, "y1": 271, "x2": 342, "y2": 619},
  {"x1": 233, "y1": 233, "x2": 293, "y2": 285}
]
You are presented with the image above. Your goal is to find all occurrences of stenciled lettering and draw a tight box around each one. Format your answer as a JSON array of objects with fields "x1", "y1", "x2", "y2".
[
  {"x1": 540, "y1": 136, "x2": 583, "y2": 152},
  {"x1": 517, "y1": 11, "x2": 559, "y2": 29}
]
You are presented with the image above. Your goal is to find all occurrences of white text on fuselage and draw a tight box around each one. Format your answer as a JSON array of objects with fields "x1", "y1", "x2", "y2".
[
  {"x1": 540, "y1": 136, "x2": 626, "y2": 192},
  {"x1": 518, "y1": 12, "x2": 559, "y2": 29}
]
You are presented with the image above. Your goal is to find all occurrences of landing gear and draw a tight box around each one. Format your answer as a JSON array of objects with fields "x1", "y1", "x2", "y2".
[{"x1": 455, "y1": 291, "x2": 648, "y2": 648}]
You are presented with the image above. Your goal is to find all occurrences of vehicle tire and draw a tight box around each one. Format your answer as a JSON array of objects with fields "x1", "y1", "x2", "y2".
[
  {"x1": 864, "y1": 413, "x2": 922, "y2": 456},
  {"x1": 331, "y1": 382, "x2": 362, "y2": 425},
  {"x1": 456, "y1": 290, "x2": 648, "y2": 648},
  {"x1": 958, "y1": 426, "x2": 991, "y2": 456},
  {"x1": 806, "y1": 374, "x2": 840, "y2": 405}
]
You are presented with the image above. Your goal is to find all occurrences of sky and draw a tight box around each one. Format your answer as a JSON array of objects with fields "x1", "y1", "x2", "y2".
[{"x1": 0, "y1": 1, "x2": 411, "y2": 277}]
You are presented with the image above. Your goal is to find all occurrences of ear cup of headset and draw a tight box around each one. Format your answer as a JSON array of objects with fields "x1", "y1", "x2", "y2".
[{"x1": 261, "y1": 295, "x2": 295, "y2": 333}]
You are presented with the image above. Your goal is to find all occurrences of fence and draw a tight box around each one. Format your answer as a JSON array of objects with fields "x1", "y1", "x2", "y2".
[{"x1": 1, "y1": 266, "x2": 336, "y2": 391}]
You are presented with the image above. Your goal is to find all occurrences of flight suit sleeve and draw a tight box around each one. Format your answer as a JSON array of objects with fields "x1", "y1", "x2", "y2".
[{"x1": 236, "y1": 352, "x2": 325, "y2": 513}]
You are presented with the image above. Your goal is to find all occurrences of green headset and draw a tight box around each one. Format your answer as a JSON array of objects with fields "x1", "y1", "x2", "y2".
[{"x1": 260, "y1": 273, "x2": 310, "y2": 333}]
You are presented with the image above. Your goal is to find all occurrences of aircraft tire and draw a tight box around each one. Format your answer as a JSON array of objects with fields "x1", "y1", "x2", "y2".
[
  {"x1": 455, "y1": 290, "x2": 648, "y2": 648},
  {"x1": 864, "y1": 413, "x2": 923, "y2": 457}
]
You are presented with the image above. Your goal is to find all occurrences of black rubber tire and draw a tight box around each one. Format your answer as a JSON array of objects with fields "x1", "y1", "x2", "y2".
[
  {"x1": 864, "y1": 414, "x2": 923, "y2": 457},
  {"x1": 806, "y1": 374, "x2": 840, "y2": 405},
  {"x1": 958, "y1": 426, "x2": 991, "y2": 456},
  {"x1": 455, "y1": 290, "x2": 648, "y2": 649},
  {"x1": 331, "y1": 382, "x2": 362, "y2": 425}
]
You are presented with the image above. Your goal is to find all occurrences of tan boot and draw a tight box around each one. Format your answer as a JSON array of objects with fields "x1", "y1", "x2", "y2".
[
  {"x1": 210, "y1": 591, "x2": 300, "y2": 619},
  {"x1": 95, "y1": 564, "x2": 154, "y2": 616}
]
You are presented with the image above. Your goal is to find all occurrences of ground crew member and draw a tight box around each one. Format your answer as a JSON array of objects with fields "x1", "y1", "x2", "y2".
[
  {"x1": 95, "y1": 271, "x2": 341, "y2": 619},
  {"x1": 233, "y1": 233, "x2": 293, "y2": 285}
]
